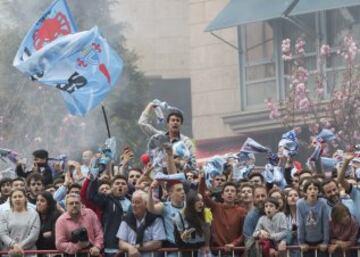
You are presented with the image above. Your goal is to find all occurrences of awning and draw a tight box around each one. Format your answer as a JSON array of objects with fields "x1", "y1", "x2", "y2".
[
  {"x1": 205, "y1": 0, "x2": 360, "y2": 32},
  {"x1": 291, "y1": 0, "x2": 360, "y2": 16},
  {"x1": 205, "y1": 0, "x2": 291, "y2": 32}
]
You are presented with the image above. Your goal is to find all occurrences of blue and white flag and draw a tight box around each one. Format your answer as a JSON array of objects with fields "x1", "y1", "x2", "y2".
[
  {"x1": 267, "y1": 152, "x2": 279, "y2": 166},
  {"x1": 308, "y1": 143, "x2": 321, "y2": 161},
  {"x1": 59, "y1": 27, "x2": 123, "y2": 115},
  {"x1": 204, "y1": 156, "x2": 226, "y2": 188},
  {"x1": 13, "y1": 0, "x2": 124, "y2": 116},
  {"x1": 233, "y1": 165, "x2": 254, "y2": 181},
  {"x1": 13, "y1": 0, "x2": 77, "y2": 66},
  {"x1": 151, "y1": 99, "x2": 183, "y2": 124},
  {"x1": 240, "y1": 138, "x2": 270, "y2": 154},
  {"x1": 14, "y1": 27, "x2": 123, "y2": 115},
  {"x1": 316, "y1": 129, "x2": 336, "y2": 143},
  {"x1": 282, "y1": 130, "x2": 297, "y2": 142},
  {"x1": 236, "y1": 151, "x2": 255, "y2": 162},
  {"x1": 262, "y1": 164, "x2": 287, "y2": 189},
  {"x1": 172, "y1": 141, "x2": 190, "y2": 160},
  {"x1": 278, "y1": 129, "x2": 299, "y2": 157},
  {"x1": 320, "y1": 157, "x2": 338, "y2": 172}
]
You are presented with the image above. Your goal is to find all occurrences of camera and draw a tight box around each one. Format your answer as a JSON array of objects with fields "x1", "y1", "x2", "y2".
[{"x1": 70, "y1": 227, "x2": 89, "y2": 243}]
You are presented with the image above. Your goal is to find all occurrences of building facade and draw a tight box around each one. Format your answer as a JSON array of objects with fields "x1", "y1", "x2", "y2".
[{"x1": 112, "y1": 0, "x2": 360, "y2": 160}]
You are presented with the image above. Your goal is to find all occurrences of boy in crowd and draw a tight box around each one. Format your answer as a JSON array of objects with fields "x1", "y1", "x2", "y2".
[
  {"x1": 199, "y1": 174, "x2": 247, "y2": 254},
  {"x1": 253, "y1": 197, "x2": 288, "y2": 257},
  {"x1": 297, "y1": 179, "x2": 329, "y2": 257}
]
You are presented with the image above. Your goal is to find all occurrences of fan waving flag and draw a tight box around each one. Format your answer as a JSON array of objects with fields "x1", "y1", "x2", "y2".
[
  {"x1": 13, "y1": 0, "x2": 124, "y2": 116},
  {"x1": 13, "y1": 0, "x2": 77, "y2": 67}
]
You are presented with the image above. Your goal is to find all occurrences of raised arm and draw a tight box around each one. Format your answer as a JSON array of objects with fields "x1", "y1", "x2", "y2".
[
  {"x1": 337, "y1": 152, "x2": 353, "y2": 193},
  {"x1": 198, "y1": 174, "x2": 216, "y2": 209},
  {"x1": 135, "y1": 163, "x2": 154, "y2": 188},
  {"x1": 147, "y1": 181, "x2": 164, "y2": 215},
  {"x1": 87, "y1": 177, "x2": 107, "y2": 209},
  {"x1": 138, "y1": 102, "x2": 163, "y2": 137}
]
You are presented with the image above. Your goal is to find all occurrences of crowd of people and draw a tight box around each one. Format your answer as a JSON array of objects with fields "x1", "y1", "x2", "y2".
[{"x1": 0, "y1": 101, "x2": 359, "y2": 257}]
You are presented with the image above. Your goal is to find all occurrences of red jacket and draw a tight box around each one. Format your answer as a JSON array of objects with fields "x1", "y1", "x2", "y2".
[{"x1": 80, "y1": 176, "x2": 102, "y2": 220}]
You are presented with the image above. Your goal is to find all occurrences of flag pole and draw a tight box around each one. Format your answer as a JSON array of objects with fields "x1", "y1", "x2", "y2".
[{"x1": 101, "y1": 105, "x2": 111, "y2": 138}]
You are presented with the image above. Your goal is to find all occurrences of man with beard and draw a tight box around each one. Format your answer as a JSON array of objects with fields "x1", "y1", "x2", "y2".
[
  {"x1": 88, "y1": 175, "x2": 130, "y2": 257},
  {"x1": 199, "y1": 176, "x2": 247, "y2": 253},
  {"x1": 322, "y1": 178, "x2": 359, "y2": 222},
  {"x1": 243, "y1": 185, "x2": 267, "y2": 257},
  {"x1": 55, "y1": 193, "x2": 103, "y2": 256}
]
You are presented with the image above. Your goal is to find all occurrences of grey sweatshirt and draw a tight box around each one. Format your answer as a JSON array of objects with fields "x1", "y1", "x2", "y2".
[
  {"x1": 0, "y1": 208, "x2": 40, "y2": 249},
  {"x1": 296, "y1": 198, "x2": 329, "y2": 244},
  {"x1": 253, "y1": 211, "x2": 288, "y2": 242}
]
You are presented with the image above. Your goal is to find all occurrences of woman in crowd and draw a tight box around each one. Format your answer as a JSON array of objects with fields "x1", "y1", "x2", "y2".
[
  {"x1": 175, "y1": 190, "x2": 211, "y2": 257},
  {"x1": 284, "y1": 188, "x2": 299, "y2": 257},
  {"x1": 0, "y1": 189, "x2": 40, "y2": 256},
  {"x1": 36, "y1": 191, "x2": 63, "y2": 251},
  {"x1": 329, "y1": 203, "x2": 359, "y2": 257}
]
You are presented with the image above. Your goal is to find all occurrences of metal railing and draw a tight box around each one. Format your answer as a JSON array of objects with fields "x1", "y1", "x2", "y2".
[{"x1": 0, "y1": 246, "x2": 360, "y2": 257}]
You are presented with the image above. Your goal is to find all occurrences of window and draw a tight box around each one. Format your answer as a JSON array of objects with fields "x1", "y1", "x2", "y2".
[
  {"x1": 325, "y1": 7, "x2": 360, "y2": 93},
  {"x1": 241, "y1": 22, "x2": 277, "y2": 109},
  {"x1": 238, "y1": 6, "x2": 360, "y2": 111},
  {"x1": 282, "y1": 13, "x2": 317, "y2": 94}
]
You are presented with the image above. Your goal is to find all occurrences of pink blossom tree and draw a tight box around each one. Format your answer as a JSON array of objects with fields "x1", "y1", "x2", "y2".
[{"x1": 267, "y1": 35, "x2": 360, "y2": 148}]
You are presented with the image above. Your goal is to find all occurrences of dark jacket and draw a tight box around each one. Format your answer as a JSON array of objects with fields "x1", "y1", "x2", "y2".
[
  {"x1": 87, "y1": 178, "x2": 125, "y2": 250},
  {"x1": 16, "y1": 164, "x2": 53, "y2": 185},
  {"x1": 36, "y1": 210, "x2": 62, "y2": 250},
  {"x1": 123, "y1": 211, "x2": 159, "y2": 245}
]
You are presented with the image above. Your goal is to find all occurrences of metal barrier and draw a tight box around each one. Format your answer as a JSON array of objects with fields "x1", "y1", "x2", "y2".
[{"x1": 0, "y1": 246, "x2": 360, "y2": 257}]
